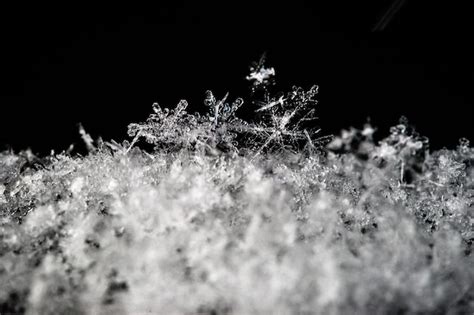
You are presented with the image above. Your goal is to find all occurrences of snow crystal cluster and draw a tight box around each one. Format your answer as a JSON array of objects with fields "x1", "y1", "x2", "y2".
[{"x1": 1, "y1": 61, "x2": 473, "y2": 314}]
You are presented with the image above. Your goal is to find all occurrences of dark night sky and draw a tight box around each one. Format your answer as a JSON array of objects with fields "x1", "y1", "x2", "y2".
[{"x1": 1, "y1": 1, "x2": 472, "y2": 154}]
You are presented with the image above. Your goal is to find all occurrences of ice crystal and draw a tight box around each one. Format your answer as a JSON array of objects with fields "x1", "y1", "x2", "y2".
[
  {"x1": 246, "y1": 54, "x2": 275, "y2": 89},
  {"x1": 127, "y1": 58, "x2": 322, "y2": 157}
]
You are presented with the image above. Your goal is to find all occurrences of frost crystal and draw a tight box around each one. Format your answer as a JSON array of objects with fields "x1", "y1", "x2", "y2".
[
  {"x1": 246, "y1": 54, "x2": 276, "y2": 89},
  {"x1": 246, "y1": 66, "x2": 275, "y2": 85}
]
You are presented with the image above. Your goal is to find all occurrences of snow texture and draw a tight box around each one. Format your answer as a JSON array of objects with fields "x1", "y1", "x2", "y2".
[{"x1": 0, "y1": 60, "x2": 473, "y2": 314}]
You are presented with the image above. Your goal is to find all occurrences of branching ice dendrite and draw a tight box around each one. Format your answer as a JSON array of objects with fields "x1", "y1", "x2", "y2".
[{"x1": 126, "y1": 58, "x2": 323, "y2": 157}]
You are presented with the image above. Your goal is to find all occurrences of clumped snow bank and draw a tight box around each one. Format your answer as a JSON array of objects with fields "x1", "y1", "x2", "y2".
[{"x1": 1, "y1": 63, "x2": 473, "y2": 314}]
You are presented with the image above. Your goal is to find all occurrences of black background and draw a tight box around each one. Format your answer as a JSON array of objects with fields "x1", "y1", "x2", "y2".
[{"x1": 1, "y1": 1, "x2": 472, "y2": 154}]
